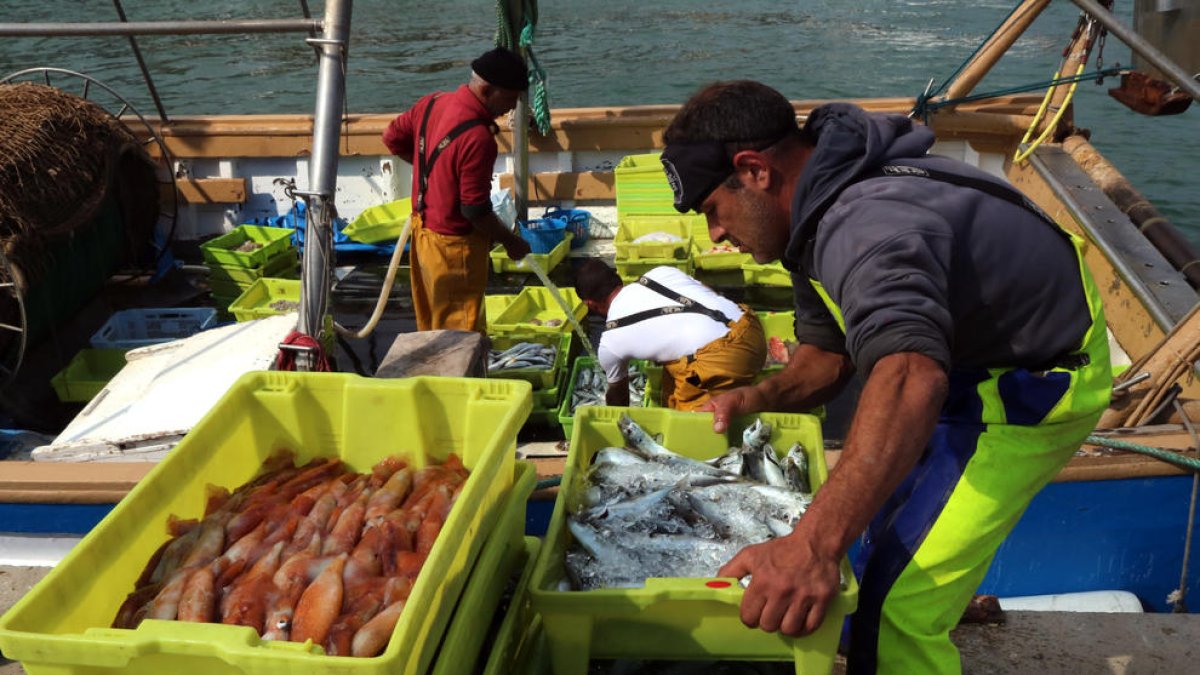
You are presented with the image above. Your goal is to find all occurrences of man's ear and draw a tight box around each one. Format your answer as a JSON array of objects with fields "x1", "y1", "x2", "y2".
[{"x1": 730, "y1": 150, "x2": 773, "y2": 190}]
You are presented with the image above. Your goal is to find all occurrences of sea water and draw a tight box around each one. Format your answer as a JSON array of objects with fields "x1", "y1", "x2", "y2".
[{"x1": 2, "y1": 0, "x2": 1193, "y2": 243}]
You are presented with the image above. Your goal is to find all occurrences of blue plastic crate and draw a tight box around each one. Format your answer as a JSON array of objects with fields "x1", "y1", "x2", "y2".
[
  {"x1": 519, "y1": 217, "x2": 568, "y2": 254},
  {"x1": 89, "y1": 308, "x2": 218, "y2": 350},
  {"x1": 542, "y1": 207, "x2": 591, "y2": 250}
]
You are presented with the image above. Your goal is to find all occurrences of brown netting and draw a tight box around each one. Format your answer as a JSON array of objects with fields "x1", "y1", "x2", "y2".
[{"x1": 0, "y1": 82, "x2": 158, "y2": 281}]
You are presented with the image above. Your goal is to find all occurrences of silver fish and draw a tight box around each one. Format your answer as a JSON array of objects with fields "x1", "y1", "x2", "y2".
[{"x1": 783, "y1": 442, "x2": 811, "y2": 494}]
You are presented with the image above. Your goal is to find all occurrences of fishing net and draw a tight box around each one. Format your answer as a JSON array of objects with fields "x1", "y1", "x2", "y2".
[{"x1": 0, "y1": 82, "x2": 159, "y2": 283}]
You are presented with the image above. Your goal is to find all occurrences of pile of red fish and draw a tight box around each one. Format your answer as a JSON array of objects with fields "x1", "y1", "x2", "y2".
[{"x1": 112, "y1": 450, "x2": 469, "y2": 657}]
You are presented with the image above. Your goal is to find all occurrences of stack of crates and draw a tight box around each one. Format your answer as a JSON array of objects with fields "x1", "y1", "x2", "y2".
[
  {"x1": 489, "y1": 286, "x2": 587, "y2": 429},
  {"x1": 614, "y1": 152, "x2": 677, "y2": 218},
  {"x1": 200, "y1": 225, "x2": 298, "y2": 313},
  {"x1": 487, "y1": 331, "x2": 573, "y2": 429},
  {"x1": 557, "y1": 356, "x2": 653, "y2": 439},
  {"x1": 612, "y1": 215, "x2": 694, "y2": 283}
]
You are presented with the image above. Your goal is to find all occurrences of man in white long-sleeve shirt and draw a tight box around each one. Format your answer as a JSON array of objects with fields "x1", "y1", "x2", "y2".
[{"x1": 575, "y1": 259, "x2": 766, "y2": 411}]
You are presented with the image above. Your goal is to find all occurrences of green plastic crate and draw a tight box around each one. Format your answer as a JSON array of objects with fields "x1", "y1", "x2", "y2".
[
  {"x1": 479, "y1": 538, "x2": 543, "y2": 675},
  {"x1": 488, "y1": 331, "x2": 572, "y2": 391},
  {"x1": 614, "y1": 217, "x2": 693, "y2": 261},
  {"x1": 490, "y1": 232, "x2": 572, "y2": 274},
  {"x1": 429, "y1": 461, "x2": 536, "y2": 675},
  {"x1": 200, "y1": 225, "x2": 294, "y2": 269},
  {"x1": 0, "y1": 372, "x2": 532, "y2": 675},
  {"x1": 50, "y1": 349, "x2": 128, "y2": 403},
  {"x1": 208, "y1": 248, "x2": 298, "y2": 286},
  {"x1": 557, "y1": 357, "x2": 650, "y2": 441},
  {"x1": 742, "y1": 260, "x2": 792, "y2": 287},
  {"x1": 530, "y1": 406, "x2": 857, "y2": 675},
  {"x1": 491, "y1": 286, "x2": 587, "y2": 336},
  {"x1": 615, "y1": 256, "x2": 693, "y2": 284},
  {"x1": 344, "y1": 198, "x2": 412, "y2": 244},
  {"x1": 228, "y1": 278, "x2": 301, "y2": 322}
]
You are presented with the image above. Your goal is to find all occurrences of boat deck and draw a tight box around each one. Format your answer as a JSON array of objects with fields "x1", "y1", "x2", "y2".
[{"x1": 4, "y1": 563, "x2": 1199, "y2": 674}]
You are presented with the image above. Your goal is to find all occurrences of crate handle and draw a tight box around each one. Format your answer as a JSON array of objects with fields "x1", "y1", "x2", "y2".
[{"x1": 636, "y1": 576, "x2": 746, "y2": 606}]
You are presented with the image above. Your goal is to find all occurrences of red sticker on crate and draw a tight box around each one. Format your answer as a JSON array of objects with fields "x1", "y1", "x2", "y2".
[{"x1": 706, "y1": 580, "x2": 732, "y2": 588}]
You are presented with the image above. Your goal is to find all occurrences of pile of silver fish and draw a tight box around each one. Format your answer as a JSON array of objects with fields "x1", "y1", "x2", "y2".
[
  {"x1": 488, "y1": 342, "x2": 557, "y2": 371},
  {"x1": 569, "y1": 363, "x2": 646, "y2": 411},
  {"x1": 563, "y1": 414, "x2": 812, "y2": 590}
]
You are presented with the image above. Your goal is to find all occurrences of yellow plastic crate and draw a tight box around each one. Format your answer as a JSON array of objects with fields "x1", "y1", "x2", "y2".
[
  {"x1": 228, "y1": 278, "x2": 301, "y2": 322},
  {"x1": 615, "y1": 256, "x2": 693, "y2": 284},
  {"x1": 344, "y1": 198, "x2": 412, "y2": 245},
  {"x1": 491, "y1": 286, "x2": 587, "y2": 336},
  {"x1": 689, "y1": 216, "x2": 752, "y2": 271},
  {"x1": 614, "y1": 216, "x2": 693, "y2": 261},
  {"x1": 758, "y1": 310, "x2": 797, "y2": 376},
  {"x1": 529, "y1": 406, "x2": 857, "y2": 675},
  {"x1": 0, "y1": 372, "x2": 532, "y2": 675},
  {"x1": 742, "y1": 260, "x2": 793, "y2": 287},
  {"x1": 428, "y1": 461, "x2": 536, "y2": 675},
  {"x1": 488, "y1": 331, "x2": 573, "y2": 391},
  {"x1": 479, "y1": 539, "x2": 543, "y2": 675},
  {"x1": 490, "y1": 232, "x2": 572, "y2": 274}
]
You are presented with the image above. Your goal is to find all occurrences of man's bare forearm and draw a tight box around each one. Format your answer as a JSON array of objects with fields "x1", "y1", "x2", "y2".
[{"x1": 793, "y1": 352, "x2": 948, "y2": 560}]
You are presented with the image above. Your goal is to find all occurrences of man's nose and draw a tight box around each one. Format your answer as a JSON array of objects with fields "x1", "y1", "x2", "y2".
[{"x1": 708, "y1": 222, "x2": 728, "y2": 243}]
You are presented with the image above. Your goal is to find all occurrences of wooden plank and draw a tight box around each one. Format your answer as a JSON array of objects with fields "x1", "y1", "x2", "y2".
[
  {"x1": 174, "y1": 177, "x2": 248, "y2": 204},
  {"x1": 136, "y1": 96, "x2": 1043, "y2": 159},
  {"x1": 0, "y1": 461, "x2": 153, "y2": 504},
  {"x1": 498, "y1": 171, "x2": 615, "y2": 202}
]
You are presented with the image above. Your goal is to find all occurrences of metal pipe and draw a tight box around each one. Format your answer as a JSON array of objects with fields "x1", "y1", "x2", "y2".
[
  {"x1": 0, "y1": 19, "x2": 321, "y2": 37},
  {"x1": 111, "y1": 0, "x2": 168, "y2": 122},
  {"x1": 297, "y1": 0, "x2": 351, "y2": 366},
  {"x1": 1063, "y1": 135, "x2": 1200, "y2": 290},
  {"x1": 945, "y1": 0, "x2": 1052, "y2": 101},
  {"x1": 506, "y1": 0, "x2": 529, "y2": 224},
  {"x1": 1069, "y1": 0, "x2": 1200, "y2": 101}
]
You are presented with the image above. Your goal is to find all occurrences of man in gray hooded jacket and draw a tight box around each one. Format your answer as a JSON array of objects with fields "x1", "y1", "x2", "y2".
[{"x1": 661, "y1": 81, "x2": 1111, "y2": 674}]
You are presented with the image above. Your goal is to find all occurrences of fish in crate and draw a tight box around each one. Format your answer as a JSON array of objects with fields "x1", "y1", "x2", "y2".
[{"x1": 112, "y1": 450, "x2": 470, "y2": 657}]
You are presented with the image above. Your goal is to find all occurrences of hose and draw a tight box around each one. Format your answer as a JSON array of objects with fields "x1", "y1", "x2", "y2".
[{"x1": 332, "y1": 216, "x2": 411, "y2": 339}]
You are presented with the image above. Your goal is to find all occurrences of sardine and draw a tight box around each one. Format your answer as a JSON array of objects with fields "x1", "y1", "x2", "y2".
[{"x1": 783, "y1": 442, "x2": 811, "y2": 494}]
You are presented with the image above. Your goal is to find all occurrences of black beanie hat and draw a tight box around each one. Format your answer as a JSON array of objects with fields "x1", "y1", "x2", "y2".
[{"x1": 471, "y1": 48, "x2": 529, "y2": 91}]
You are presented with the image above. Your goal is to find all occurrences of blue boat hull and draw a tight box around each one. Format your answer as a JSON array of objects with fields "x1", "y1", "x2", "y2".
[{"x1": 6, "y1": 474, "x2": 1199, "y2": 613}]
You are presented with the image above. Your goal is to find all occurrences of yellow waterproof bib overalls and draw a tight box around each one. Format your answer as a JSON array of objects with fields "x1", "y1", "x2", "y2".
[
  {"x1": 604, "y1": 276, "x2": 767, "y2": 411},
  {"x1": 806, "y1": 165, "x2": 1111, "y2": 675}
]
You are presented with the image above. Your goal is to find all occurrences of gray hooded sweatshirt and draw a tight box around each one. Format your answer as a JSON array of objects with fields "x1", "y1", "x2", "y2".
[{"x1": 780, "y1": 103, "x2": 1092, "y2": 374}]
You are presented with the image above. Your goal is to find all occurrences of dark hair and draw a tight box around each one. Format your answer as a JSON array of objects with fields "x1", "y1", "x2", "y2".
[
  {"x1": 664, "y1": 81, "x2": 813, "y2": 189},
  {"x1": 574, "y1": 259, "x2": 622, "y2": 303}
]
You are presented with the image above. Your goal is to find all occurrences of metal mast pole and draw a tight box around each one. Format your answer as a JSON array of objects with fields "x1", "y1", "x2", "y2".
[
  {"x1": 297, "y1": 0, "x2": 352, "y2": 367},
  {"x1": 507, "y1": 0, "x2": 529, "y2": 224}
]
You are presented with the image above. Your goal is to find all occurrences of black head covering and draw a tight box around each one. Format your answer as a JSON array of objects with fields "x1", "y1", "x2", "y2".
[{"x1": 471, "y1": 48, "x2": 529, "y2": 91}]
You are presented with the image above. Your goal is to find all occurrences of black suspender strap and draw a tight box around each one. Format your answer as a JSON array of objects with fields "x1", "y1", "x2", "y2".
[
  {"x1": 875, "y1": 165, "x2": 1069, "y2": 240},
  {"x1": 414, "y1": 95, "x2": 492, "y2": 215},
  {"x1": 604, "y1": 275, "x2": 735, "y2": 330}
]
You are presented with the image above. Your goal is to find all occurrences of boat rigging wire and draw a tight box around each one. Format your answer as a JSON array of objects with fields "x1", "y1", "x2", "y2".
[{"x1": 1169, "y1": 400, "x2": 1200, "y2": 612}]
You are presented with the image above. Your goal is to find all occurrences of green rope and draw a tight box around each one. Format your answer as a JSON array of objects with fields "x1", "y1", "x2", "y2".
[
  {"x1": 495, "y1": 0, "x2": 552, "y2": 135},
  {"x1": 535, "y1": 475, "x2": 562, "y2": 491},
  {"x1": 920, "y1": 66, "x2": 1123, "y2": 114},
  {"x1": 1085, "y1": 435, "x2": 1200, "y2": 473}
]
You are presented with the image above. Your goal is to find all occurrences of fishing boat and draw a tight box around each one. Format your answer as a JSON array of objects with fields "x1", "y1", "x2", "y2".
[{"x1": 1, "y1": 0, "x2": 1199, "y2": 671}]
